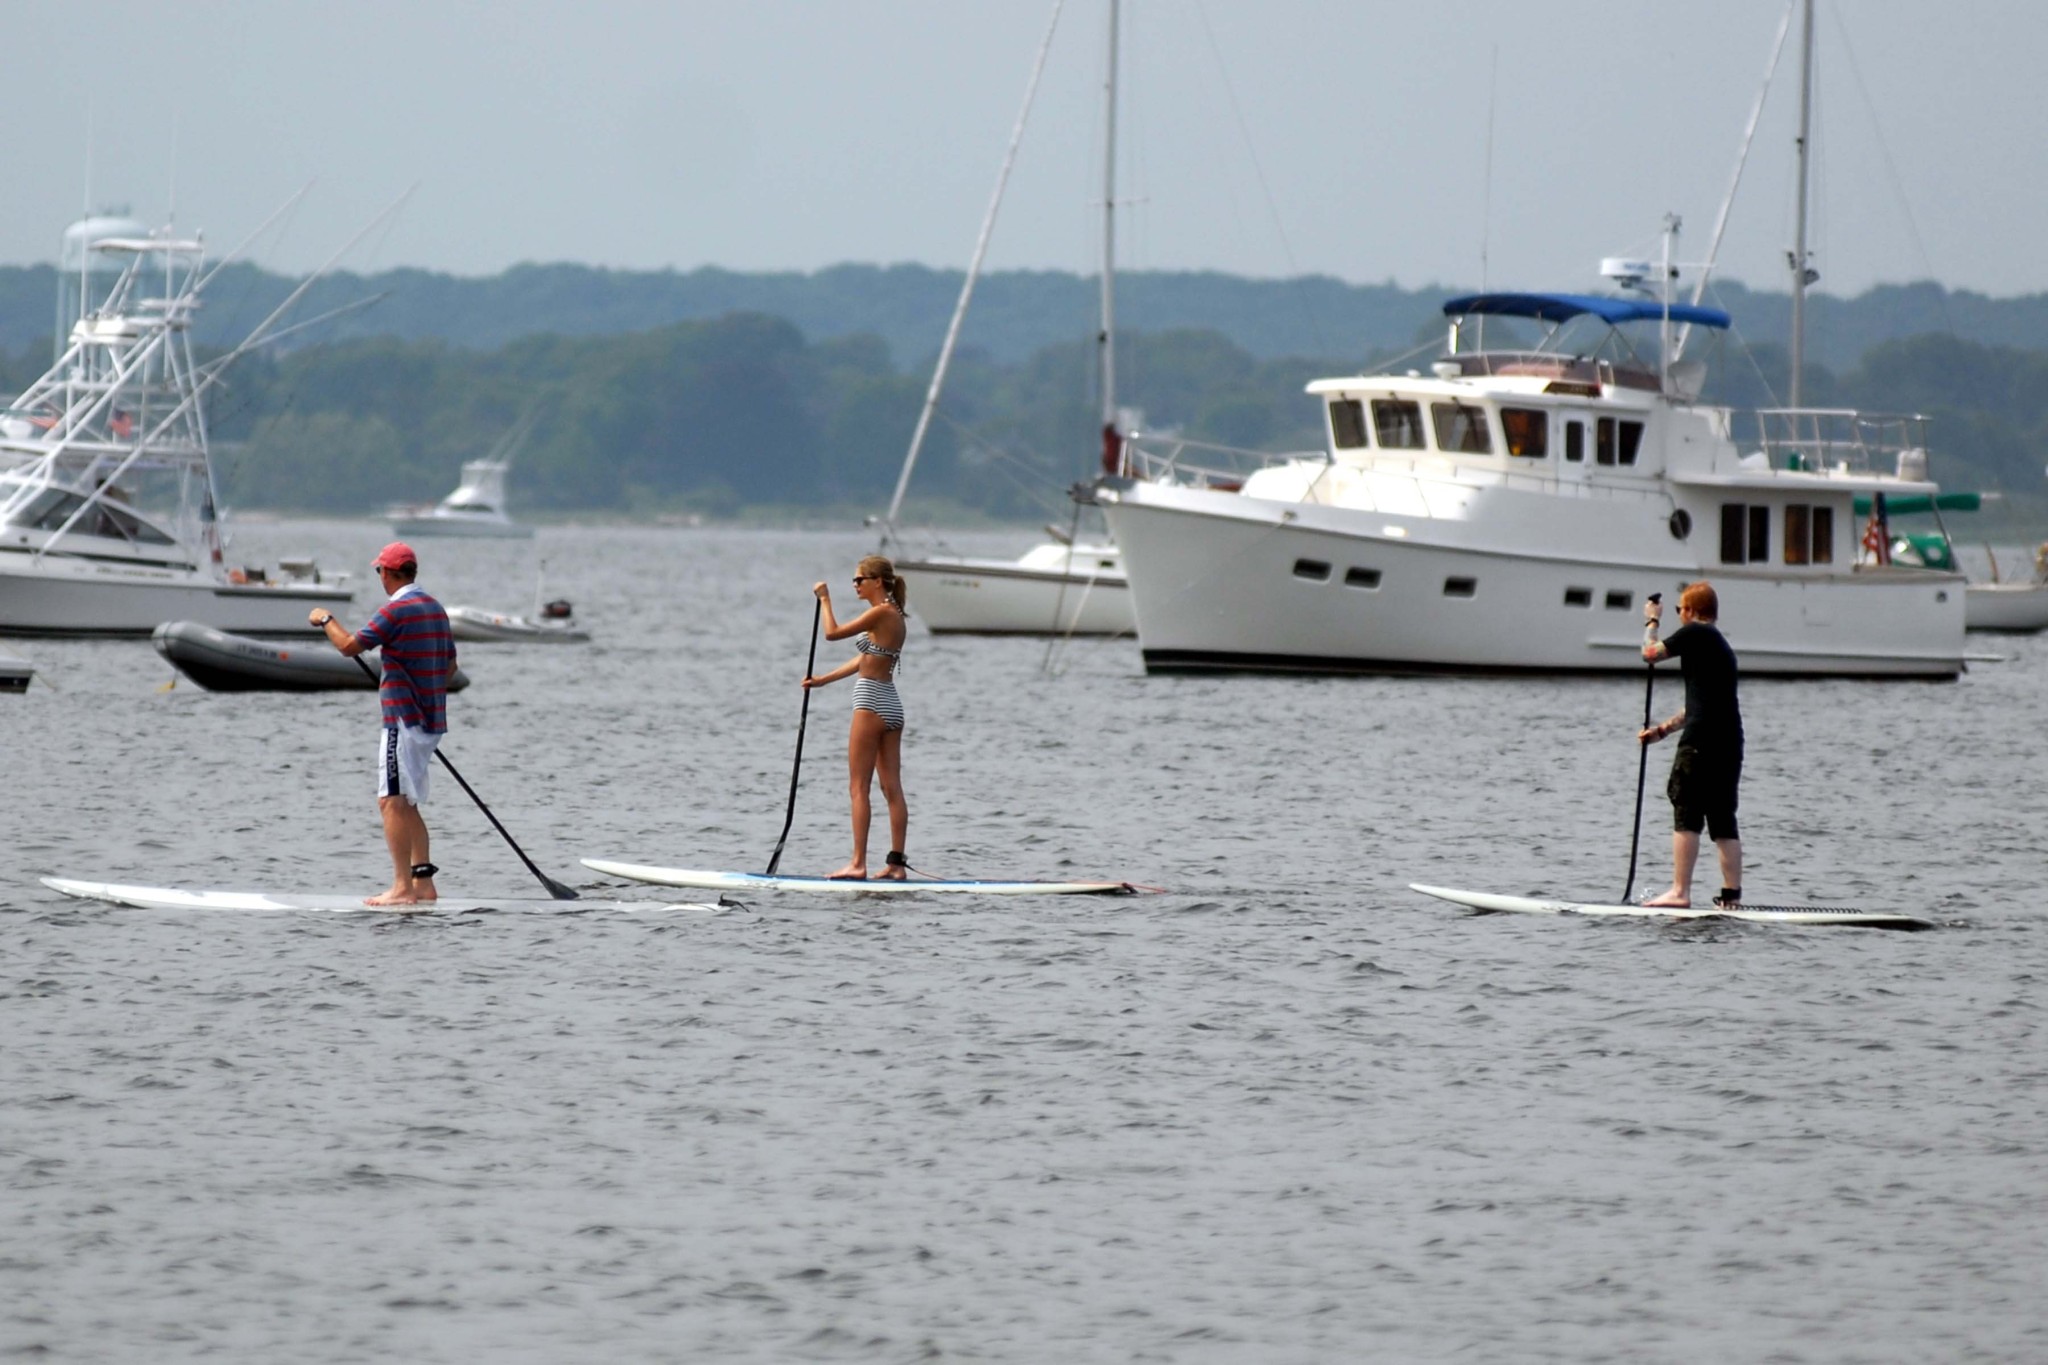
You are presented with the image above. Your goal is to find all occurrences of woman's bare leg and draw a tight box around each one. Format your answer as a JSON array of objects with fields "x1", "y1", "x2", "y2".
[
  {"x1": 830, "y1": 711, "x2": 885, "y2": 879},
  {"x1": 875, "y1": 728, "x2": 907, "y2": 878}
]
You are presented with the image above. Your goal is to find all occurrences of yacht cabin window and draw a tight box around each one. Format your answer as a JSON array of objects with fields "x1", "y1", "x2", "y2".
[
  {"x1": 1372, "y1": 400, "x2": 1426, "y2": 450},
  {"x1": 1595, "y1": 417, "x2": 1645, "y2": 466},
  {"x1": 1783, "y1": 504, "x2": 1834, "y2": 565},
  {"x1": 1500, "y1": 407, "x2": 1547, "y2": 458},
  {"x1": 1564, "y1": 420, "x2": 1585, "y2": 462},
  {"x1": 1329, "y1": 399, "x2": 1369, "y2": 450},
  {"x1": 1720, "y1": 503, "x2": 1771, "y2": 564},
  {"x1": 1430, "y1": 402, "x2": 1492, "y2": 454}
]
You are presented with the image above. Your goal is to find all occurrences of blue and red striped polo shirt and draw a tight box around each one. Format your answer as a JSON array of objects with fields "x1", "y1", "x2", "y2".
[{"x1": 354, "y1": 584, "x2": 456, "y2": 733}]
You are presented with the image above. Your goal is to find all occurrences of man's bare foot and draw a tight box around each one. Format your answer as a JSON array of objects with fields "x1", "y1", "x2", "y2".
[
  {"x1": 366, "y1": 887, "x2": 423, "y2": 907},
  {"x1": 1640, "y1": 889, "x2": 1691, "y2": 908},
  {"x1": 826, "y1": 864, "x2": 867, "y2": 881}
]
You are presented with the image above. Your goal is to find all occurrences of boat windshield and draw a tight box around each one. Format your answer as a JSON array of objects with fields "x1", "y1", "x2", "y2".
[{"x1": 9, "y1": 487, "x2": 176, "y2": 544}]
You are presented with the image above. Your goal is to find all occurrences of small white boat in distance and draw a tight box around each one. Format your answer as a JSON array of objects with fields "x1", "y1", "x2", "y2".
[
  {"x1": 0, "y1": 646, "x2": 32, "y2": 693},
  {"x1": 1964, "y1": 578, "x2": 2048, "y2": 632},
  {"x1": 389, "y1": 457, "x2": 534, "y2": 539},
  {"x1": 447, "y1": 599, "x2": 589, "y2": 643},
  {"x1": 898, "y1": 533, "x2": 1132, "y2": 636}
]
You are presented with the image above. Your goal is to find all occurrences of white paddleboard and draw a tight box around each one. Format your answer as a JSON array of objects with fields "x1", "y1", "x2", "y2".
[
  {"x1": 581, "y1": 858, "x2": 1135, "y2": 897},
  {"x1": 42, "y1": 877, "x2": 725, "y2": 914},
  {"x1": 1410, "y1": 883, "x2": 1934, "y2": 931}
]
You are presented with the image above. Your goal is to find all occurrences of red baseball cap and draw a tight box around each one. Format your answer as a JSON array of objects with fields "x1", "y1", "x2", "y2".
[{"x1": 371, "y1": 541, "x2": 418, "y2": 570}]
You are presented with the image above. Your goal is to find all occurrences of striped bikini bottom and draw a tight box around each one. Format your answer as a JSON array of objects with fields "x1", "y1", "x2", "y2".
[{"x1": 851, "y1": 677, "x2": 905, "y2": 732}]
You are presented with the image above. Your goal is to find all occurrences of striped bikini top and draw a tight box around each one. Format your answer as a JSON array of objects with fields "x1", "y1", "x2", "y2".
[{"x1": 857, "y1": 633, "x2": 901, "y2": 666}]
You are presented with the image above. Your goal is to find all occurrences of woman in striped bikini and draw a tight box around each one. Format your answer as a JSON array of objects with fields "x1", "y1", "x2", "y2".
[{"x1": 804, "y1": 556, "x2": 910, "y2": 880}]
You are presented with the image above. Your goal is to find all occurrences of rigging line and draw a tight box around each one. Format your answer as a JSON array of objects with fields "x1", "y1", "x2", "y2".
[
  {"x1": 1825, "y1": 0, "x2": 1952, "y2": 337},
  {"x1": 1040, "y1": 495, "x2": 1088, "y2": 675},
  {"x1": 1678, "y1": 0, "x2": 1794, "y2": 361},
  {"x1": 1189, "y1": 0, "x2": 1299, "y2": 279},
  {"x1": 930, "y1": 408, "x2": 1082, "y2": 519},
  {"x1": 1480, "y1": 43, "x2": 1496, "y2": 298},
  {"x1": 883, "y1": 0, "x2": 1067, "y2": 539}
]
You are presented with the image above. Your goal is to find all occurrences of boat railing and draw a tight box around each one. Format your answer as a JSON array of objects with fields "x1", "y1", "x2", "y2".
[
  {"x1": 1438, "y1": 350, "x2": 1663, "y2": 393},
  {"x1": 1121, "y1": 435, "x2": 1675, "y2": 507},
  {"x1": 1121, "y1": 435, "x2": 1319, "y2": 490},
  {"x1": 1746, "y1": 408, "x2": 1933, "y2": 475}
]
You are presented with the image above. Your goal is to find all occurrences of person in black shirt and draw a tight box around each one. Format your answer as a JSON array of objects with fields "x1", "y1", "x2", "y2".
[{"x1": 1636, "y1": 581, "x2": 1743, "y2": 908}]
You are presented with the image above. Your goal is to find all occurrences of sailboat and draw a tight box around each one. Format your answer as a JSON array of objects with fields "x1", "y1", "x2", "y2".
[
  {"x1": 880, "y1": 0, "x2": 1135, "y2": 638},
  {"x1": 0, "y1": 225, "x2": 355, "y2": 637}
]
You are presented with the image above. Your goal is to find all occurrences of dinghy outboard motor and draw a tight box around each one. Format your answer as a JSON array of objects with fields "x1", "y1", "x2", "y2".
[{"x1": 541, "y1": 599, "x2": 574, "y2": 621}]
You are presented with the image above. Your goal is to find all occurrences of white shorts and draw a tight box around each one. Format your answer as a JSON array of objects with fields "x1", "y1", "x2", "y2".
[{"x1": 375, "y1": 725, "x2": 442, "y2": 805}]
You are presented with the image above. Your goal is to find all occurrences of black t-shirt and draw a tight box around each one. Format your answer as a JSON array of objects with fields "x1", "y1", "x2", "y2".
[{"x1": 1662, "y1": 621, "x2": 1742, "y2": 744}]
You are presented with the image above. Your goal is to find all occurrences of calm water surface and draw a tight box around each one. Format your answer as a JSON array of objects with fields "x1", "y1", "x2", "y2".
[{"x1": 3, "y1": 523, "x2": 2044, "y2": 1363}]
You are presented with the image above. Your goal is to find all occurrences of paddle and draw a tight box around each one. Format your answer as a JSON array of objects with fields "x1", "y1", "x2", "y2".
[
  {"x1": 347, "y1": 653, "x2": 579, "y2": 900},
  {"x1": 1621, "y1": 592, "x2": 1663, "y2": 905},
  {"x1": 766, "y1": 599, "x2": 823, "y2": 875}
]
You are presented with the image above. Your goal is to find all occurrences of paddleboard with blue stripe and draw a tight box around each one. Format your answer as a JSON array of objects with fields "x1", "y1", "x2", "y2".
[
  {"x1": 582, "y1": 858, "x2": 1135, "y2": 896},
  {"x1": 1409, "y1": 883, "x2": 1934, "y2": 930}
]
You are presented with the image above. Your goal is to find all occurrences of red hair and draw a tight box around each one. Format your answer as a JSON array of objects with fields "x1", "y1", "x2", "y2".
[{"x1": 1680, "y1": 581, "x2": 1719, "y2": 620}]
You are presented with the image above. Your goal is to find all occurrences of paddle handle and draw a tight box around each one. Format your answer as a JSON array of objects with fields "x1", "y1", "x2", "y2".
[
  {"x1": 1621, "y1": 593, "x2": 1662, "y2": 904},
  {"x1": 765, "y1": 599, "x2": 822, "y2": 875}
]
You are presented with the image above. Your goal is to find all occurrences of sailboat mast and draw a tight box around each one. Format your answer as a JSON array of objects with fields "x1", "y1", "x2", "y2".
[
  {"x1": 1788, "y1": 0, "x2": 1814, "y2": 409},
  {"x1": 1098, "y1": 0, "x2": 1119, "y2": 443}
]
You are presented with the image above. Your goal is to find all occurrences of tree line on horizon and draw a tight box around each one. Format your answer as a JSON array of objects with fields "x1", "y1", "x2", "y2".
[{"x1": 0, "y1": 268, "x2": 2044, "y2": 527}]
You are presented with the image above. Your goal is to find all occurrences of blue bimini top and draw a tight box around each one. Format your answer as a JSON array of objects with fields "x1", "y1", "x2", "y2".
[{"x1": 1441, "y1": 292, "x2": 1733, "y2": 330}]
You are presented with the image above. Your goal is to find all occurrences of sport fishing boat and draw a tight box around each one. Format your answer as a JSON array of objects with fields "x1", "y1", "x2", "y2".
[
  {"x1": 389, "y1": 456, "x2": 534, "y2": 539},
  {"x1": 881, "y1": 0, "x2": 1133, "y2": 637},
  {"x1": 0, "y1": 228, "x2": 353, "y2": 637}
]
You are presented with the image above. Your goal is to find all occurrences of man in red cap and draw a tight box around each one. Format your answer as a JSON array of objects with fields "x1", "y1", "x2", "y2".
[{"x1": 309, "y1": 542, "x2": 457, "y2": 906}]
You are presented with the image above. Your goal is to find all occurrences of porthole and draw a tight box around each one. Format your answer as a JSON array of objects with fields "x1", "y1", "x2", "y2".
[
  {"x1": 1292, "y1": 558, "x2": 1332, "y2": 582},
  {"x1": 1605, "y1": 590, "x2": 1633, "y2": 610},
  {"x1": 1564, "y1": 587, "x2": 1593, "y2": 608},
  {"x1": 1443, "y1": 577, "x2": 1477, "y2": 598},
  {"x1": 1669, "y1": 509, "x2": 1693, "y2": 540},
  {"x1": 1344, "y1": 567, "x2": 1382, "y2": 590}
]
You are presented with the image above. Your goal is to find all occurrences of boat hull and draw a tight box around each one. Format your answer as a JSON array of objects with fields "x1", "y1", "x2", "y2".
[
  {"x1": 447, "y1": 605, "x2": 589, "y2": 643},
  {"x1": 1964, "y1": 581, "x2": 2048, "y2": 633},
  {"x1": 898, "y1": 552, "x2": 1133, "y2": 637},
  {"x1": 389, "y1": 514, "x2": 533, "y2": 539},
  {"x1": 0, "y1": 649, "x2": 30, "y2": 693},
  {"x1": 1100, "y1": 481, "x2": 1966, "y2": 678},
  {"x1": 153, "y1": 620, "x2": 472, "y2": 693},
  {"x1": 0, "y1": 552, "x2": 351, "y2": 637}
]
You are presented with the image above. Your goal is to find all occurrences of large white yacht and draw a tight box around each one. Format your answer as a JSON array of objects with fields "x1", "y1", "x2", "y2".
[
  {"x1": 1095, "y1": 288, "x2": 1966, "y2": 678},
  {"x1": 0, "y1": 229, "x2": 352, "y2": 637}
]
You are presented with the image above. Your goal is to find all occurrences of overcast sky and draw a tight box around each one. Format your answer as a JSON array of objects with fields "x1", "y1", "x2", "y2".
[{"x1": 8, "y1": 1, "x2": 2043, "y2": 299}]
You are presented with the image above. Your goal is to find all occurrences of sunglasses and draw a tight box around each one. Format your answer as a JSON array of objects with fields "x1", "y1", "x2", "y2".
[{"x1": 853, "y1": 574, "x2": 875, "y2": 584}]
